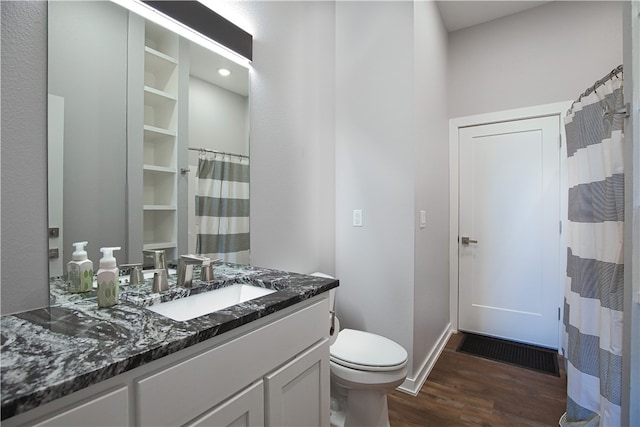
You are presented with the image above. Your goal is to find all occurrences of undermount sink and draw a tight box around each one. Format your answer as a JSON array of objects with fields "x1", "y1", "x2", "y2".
[{"x1": 146, "y1": 284, "x2": 276, "y2": 321}]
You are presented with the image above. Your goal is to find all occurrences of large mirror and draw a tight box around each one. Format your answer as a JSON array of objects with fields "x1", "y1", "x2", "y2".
[{"x1": 47, "y1": 1, "x2": 250, "y2": 291}]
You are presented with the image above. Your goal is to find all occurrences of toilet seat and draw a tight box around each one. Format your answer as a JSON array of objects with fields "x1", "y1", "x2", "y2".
[{"x1": 330, "y1": 329, "x2": 408, "y2": 372}]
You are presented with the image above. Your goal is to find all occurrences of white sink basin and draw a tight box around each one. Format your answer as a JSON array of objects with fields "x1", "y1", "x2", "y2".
[{"x1": 146, "y1": 284, "x2": 276, "y2": 321}]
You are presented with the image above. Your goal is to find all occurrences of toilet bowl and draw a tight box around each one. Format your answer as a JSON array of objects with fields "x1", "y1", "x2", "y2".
[
  {"x1": 309, "y1": 273, "x2": 408, "y2": 427},
  {"x1": 330, "y1": 328, "x2": 408, "y2": 427}
]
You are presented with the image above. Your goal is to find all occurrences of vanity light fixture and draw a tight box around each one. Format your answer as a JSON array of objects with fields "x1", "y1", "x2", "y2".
[
  {"x1": 111, "y1": 0, "x2": 251, "y2": 69},
  {"x1": 218, "y1": 68, "x2": 231, "y2": 77}
]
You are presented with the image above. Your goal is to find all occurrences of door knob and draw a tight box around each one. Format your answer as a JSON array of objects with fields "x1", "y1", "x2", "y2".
[{"x1": 460, "y1": 237, "x2": 478, "y2": 245}]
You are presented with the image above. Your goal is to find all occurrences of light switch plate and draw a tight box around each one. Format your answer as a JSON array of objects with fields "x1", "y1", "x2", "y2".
[{"x1": 353, "y1": 210, "x2": 363, "y2": 227}]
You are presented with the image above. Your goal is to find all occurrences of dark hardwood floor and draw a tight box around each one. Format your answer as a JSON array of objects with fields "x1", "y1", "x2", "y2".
[{"x1": 388, "y1": 332, "x2": 567, "y2": 426}]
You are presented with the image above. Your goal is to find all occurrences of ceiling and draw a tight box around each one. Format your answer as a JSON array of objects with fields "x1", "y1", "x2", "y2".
[{"x1": 436, "y1": 1, "x2": 552, "y2": 32}]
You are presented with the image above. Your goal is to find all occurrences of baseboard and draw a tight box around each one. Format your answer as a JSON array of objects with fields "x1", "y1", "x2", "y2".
[{"x1": 395, "y1": 323, "x2": 453, "y2": 396}]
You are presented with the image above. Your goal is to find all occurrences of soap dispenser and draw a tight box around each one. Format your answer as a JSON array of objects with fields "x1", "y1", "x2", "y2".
[
  {"x1": 67, "y1": 241, "x2": 93, "y2": 293},
  {"x1": 97, "y1": 247, "x2": 121, "y2": 308}
]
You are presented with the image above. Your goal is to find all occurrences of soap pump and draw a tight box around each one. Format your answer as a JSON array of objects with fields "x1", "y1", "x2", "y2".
[
  {"x1": 67, "y1": 241, "x2": 93, "y2": 293},
  {"x1": 97, "y1": 247, "x2": 121, "y2": 308}
]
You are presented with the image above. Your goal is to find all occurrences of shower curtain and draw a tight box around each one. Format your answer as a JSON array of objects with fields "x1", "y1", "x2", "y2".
[
  {"x1": 562, "y1": 69, "x2": 624, "y2": 427},
  {"x1": 195, "y1": 151, "x2": 250, "y2": 264}
]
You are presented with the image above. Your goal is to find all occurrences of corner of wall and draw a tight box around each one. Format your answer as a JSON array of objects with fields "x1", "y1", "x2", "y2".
[{"x1": 1, "y1": 0, "x2": 50, "y2": 314}]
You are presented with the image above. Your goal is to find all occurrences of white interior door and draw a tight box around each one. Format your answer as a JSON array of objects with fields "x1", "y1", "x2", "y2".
[{"x1": 458, "y1": 115, "x2": 561, "y2": 349}]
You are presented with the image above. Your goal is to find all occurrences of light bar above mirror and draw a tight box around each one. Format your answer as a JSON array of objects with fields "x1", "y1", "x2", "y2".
[{"x1": 112, "y1": 0, "x2": 252, "y2": 67}]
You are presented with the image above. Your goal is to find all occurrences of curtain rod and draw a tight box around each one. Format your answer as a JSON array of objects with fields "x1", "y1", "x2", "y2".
[
  {"x1": 188, "y1": 147, "x2": 249, "y2": 159},
  {"x1": 576, "y1": 64, "x2": 623, "y2": 103}
]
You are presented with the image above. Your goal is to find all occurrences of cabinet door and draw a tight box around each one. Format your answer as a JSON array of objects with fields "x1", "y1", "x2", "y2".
[
  {"x1": 264, "y1": 339, "x2": 330, "y2": 427},
  {"x1": 32, "y1": 387, "x2": 129, "y2": 427},
  {"x1": 187, "y1": 380, "x2": 264, "y2": 427}
]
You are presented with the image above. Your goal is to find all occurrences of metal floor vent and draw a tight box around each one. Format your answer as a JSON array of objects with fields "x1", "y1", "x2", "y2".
[{"x1": 457, "y1": 332, "x2": 560, "y2": 377}]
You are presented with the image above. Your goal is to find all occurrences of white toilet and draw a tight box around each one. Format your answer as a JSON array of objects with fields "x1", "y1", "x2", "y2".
[{"x1": 310, "y1": 273, "x2": 408, "y2": 427}]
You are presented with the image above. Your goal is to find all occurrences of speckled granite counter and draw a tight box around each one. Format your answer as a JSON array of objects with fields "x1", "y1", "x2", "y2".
[{"x1": 1, "y1": 263, "x2": 338, "y2": 420}]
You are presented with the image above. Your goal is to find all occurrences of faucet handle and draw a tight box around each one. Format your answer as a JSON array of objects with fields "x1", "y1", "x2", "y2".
[
  {"x1": 121, "y1": 263, "x2": 144, "y2": 285},
  {"x1": 147, "y1": 268, "x2": 168, "y2": 293},
  {"x1": 201, "y1": 261, "x2": 214, "y2": 281}
]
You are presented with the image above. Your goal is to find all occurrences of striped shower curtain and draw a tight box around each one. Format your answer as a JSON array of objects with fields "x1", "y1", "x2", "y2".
[
  {"x1": 195, "y1": 152, "x2": 250, "y2": 264},
  {"x1": 562, "y1": 70, "x2": 624, "y2": 426}
]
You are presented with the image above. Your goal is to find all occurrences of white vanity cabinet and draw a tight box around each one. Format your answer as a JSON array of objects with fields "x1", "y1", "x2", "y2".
[
  {"x1": 182, "y1": 337, "x2": 329, "y2": 427},
  {"x1": 30, "y1": 387, "x2": 129, "y2": 427},
  {"x1": 136, "y1": 297, "x2": 329, "y2": 426},
  {"x1": 4, "y1": 296, "x2": 330, "y2": 427},
  {"x1": 186, "y1": 380, "x2": 264, "y2": 427},
  {"x1": 265, "y1": 339, "x2": 330, "y2": 427}
]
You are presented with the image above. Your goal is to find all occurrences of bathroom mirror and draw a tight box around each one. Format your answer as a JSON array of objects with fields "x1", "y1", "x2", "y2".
[{"x1": 47, "y1": 0, "x2": 250, "y2": 291}]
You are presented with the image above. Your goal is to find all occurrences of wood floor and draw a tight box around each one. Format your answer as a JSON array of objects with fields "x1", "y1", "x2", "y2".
[{"x1": 388, "y1": 333, "x2": 567, "y2": 426}]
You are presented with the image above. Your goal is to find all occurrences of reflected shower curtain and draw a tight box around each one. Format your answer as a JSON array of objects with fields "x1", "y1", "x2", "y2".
[
  {"x1": 195, "y1": 152, "x2": 250, "y2": 264},
  {"x1": 562, "y1": 70, "x2": 624, "y2": 427}
]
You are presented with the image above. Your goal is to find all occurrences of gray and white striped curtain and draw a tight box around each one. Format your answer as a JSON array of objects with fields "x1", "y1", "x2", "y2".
[
  {"x1": 562, "y1": 70, "x2": 624, "y2": 427},
  {"x1": 195, "y1": 152, "x2": 250, "y2": 264}
]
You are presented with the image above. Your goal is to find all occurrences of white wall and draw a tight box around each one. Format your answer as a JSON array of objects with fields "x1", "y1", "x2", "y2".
[
  {"x1": 188, "y1": 77, "x2": 249, "y2": 156},
  {"x1": 1, "y1": 1, "x2": 49, "y2": 315},
  {"x1": 449, "y1": 1, "x2": 624, "y2": 118},
  {"x1": 335, "y1": 1, "x2": 450, "y2": 385},
  {"x1": 412, "y1": 0, "x2": 451, "y2": 385},
  {"x1": 335, "y1": 0, "x2": 416, "y2": 372},
  {"x1": 622, "y1": 3, "x2": 640, "y2": 425},
  {"x1": 222, "y1": 1, "x2": 337, "y2": 275},
  {"x1": 49, "y1": 1, "x2": 129, "y2": 266}
]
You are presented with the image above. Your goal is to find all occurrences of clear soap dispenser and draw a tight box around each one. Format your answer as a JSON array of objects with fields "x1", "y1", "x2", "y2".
[
  {"x1": 67, "y1": 241, "x2": 93, "y2": 293},
  {"x1": 97, "y1": 247, "x2": 121, "y2": 308}
]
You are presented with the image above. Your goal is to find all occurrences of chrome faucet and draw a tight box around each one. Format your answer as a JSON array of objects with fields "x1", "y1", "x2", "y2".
[
  {"x1": 144, "y1": 249, "x2": 167, "y2": 271},
  {"x1": 144, "y1": 250, "x2": 168, "y2": 290},
  {"x1": 178, "y1": 255, "x2": 213, "y2": 288}
]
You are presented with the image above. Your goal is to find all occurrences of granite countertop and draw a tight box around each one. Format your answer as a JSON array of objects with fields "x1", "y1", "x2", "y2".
[{"x1": 0, "y1": 263, "x2": 338, "y2": 420}]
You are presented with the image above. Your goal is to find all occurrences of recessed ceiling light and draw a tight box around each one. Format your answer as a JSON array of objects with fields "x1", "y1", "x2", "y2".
[{"x1": 218, "y1": 68, "x2": 231, "y2": 77}]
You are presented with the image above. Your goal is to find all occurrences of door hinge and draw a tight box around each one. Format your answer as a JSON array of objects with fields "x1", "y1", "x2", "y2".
[
  {"x1": 558, "y1": 307, "x2": 561, "y2": 321},
  {"x1": 559, "y1": 134, "x2": 562, "y2": 148},
  {"x1": 559, "y1": 221, "x2": 562, "y2": 234}
]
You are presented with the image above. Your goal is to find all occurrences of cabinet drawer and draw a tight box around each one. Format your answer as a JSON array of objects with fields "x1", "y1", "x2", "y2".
[
  {"x1": 32, "y1": 387, "x2": 128, "y2": 427},
  {"x1": 137, "y1": 297, "x2": 328, "y2": 426}
]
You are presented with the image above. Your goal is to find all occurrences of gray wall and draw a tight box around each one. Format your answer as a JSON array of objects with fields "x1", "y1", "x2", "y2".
[
  {"x1": 412, "y1": 0, "x2": 451, "y2": 384},
  {"x1": 622, "y1": 3, "x2": 640, "y2": 425},
  {"x1": 335, "y1": 0, "x2": 417, "y2": 372},
  {"x1": 188, "y1": 77, "x2": 249, "y2": 156},
  {"x1": 228, "y1": 1, "x2": 337, "y2": 275},
  {"x1": 448, "y1": 1, "x2": 624, "y2": 118},
  {"x1": 334, "y1": 1, "x2": 451, "y2": 385},
  {"x1": 48, "y1": 1, "x2": 128, "y2": 266},
  {"x1": 1, "y1": 1, "x2": 49, "y2": 315}
]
